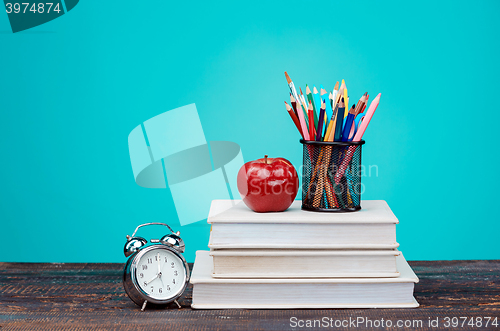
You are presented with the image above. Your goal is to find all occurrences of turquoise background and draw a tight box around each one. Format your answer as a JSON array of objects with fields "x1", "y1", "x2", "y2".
[{"x1": 1, "y1": 0, "x2": 499, "y2": 263}]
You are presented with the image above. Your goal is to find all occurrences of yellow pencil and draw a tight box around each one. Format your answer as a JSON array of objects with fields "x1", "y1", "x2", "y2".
[
  {"x1": 344, "y1": 88, "x2": 349, "y2": 118},
  {"x1": 326, "y1": 87, "x2": 343, "y2": 141},
  {"x1": 324, "y1": 102, "x2": 337, "y2": 141},
  {"x1": 324, "y1": 118, "x2": 335, "y2": 141},
  {"x1": 324, "y1": 96, "x2": 340, "y2": 142}
]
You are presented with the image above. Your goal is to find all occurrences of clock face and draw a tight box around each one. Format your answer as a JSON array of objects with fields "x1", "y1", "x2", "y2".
[{"x1": 134, "y1": 247, "x2": 186, "y2": 301}]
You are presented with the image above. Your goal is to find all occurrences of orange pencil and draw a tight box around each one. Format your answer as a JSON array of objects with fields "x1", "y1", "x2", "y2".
[
  {"x1": 325, "y1": 87, "x2": 344, "y2": 141},
  {"x1": 353, "y1": 93, "x2": 367, "y2": 117}
]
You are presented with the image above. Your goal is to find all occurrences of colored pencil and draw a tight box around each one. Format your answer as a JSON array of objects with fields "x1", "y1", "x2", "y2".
[
  {"x1": 340, "y1": 79, "x2": 346, "y2": 91},
  {"x1": 339, "y1": 79, "x2": 346, "y2": 117},
  {"x1": 312, "y1": 86, "x2": 322, "y2": 119},
  {"x1": 330, "y1": 82, "x2": 339, "y2": 109},
  {"x1": 285, "y1": 72, "x2": 300, "y2": 103},
  {"x1": 342, "y1": 104, "x2": 356, "y2": 142},
  {"x1": 325, "y1": 87, "x2": 343, "y2": 141},
  {"x1": 290, "y1": 94, "x2": 309, "y2": 136},
  {"x1": 320, "y1": 85, "x2": 334, "y2": 123},
  {"x1": 290, "y1": 93, "x2": 296, "y2": 111},
  {"x1": 308, "y1": 101, "x2": 315, "y2": 139},
  {"x1": 289, "y1": 93, "x2": 298, "y2": 117},
  {"x1": 283, "y1": 72, "x2": 382, "y2": 210},
  {"x1": 312, "y1": 146, "x2": 331, "y2": 208},
  {"x1": 338, "y1": 81, "x2": 346, "y2": 119},
  {"x1": 299, "y1": 87, "x2": 307, "y2": 105},
  {"x1": 299, "y1": 89, "x2": 310, "y2": 124},
  {"x1": 306, "y1": 85, "x2": 318, "y2": 127},
  {"x1": 324, "y1": 118, "x2": 335, "y2": 142},
  {"x1": 342, "y1": 93, "x2": 367, "y2": 139},
  {"x1": 285, "y1": 73, "x2": 311, "y2": 140},
  {"x1": 353, "y1": 93, "x2": 367, "y2": 116},
  {"x1": 344, "y1": 88, "x2": 349, "y2": 118},
  {"x1": 300, "y1": 87, "x2": 307, "y2": 109},
  {"x1": 361, "y1": 94, "x2": 369, "y2": 114},
  {"x1": 334, "y1": 94, "x2": 381, "y2": 184},
  {"x1": 352, "y1": 94, "x2": 380, "y2": 141},
  {"x1": 325, "y1": 100, "x2": 339, "y2": 141},
  {"x1": 354, "y1": 112, "x2": 364, "y2": 134},
  {"x1": 300, "y1": 94, "x2": 309, "y2": 122},
  {"x1": 332, "y1": 81, "x2": 339, "y2": 104},
  {"x1": 294, "y1": 99, "x2": 310, "y2": 140},
  {"x1": 333, "y1": 97, "x2": 345, "y2": 141},
  {"x1": 300, "y1": 92, "x2": 315, "y2": 137},
  {"x1": 324, "y1": 176, "x2": 339, "y2": 208},
  {"x1": 316, "y1": 99, "x2": 326, "y2": 141},
  {"x1": 285, "y1": 101, "x2": 304, "y2": 138}
]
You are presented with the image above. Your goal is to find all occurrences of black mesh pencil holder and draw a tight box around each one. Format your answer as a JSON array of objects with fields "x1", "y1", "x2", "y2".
[{"x1": 300, "y1": 139, "x2": 365, "y2": 212}]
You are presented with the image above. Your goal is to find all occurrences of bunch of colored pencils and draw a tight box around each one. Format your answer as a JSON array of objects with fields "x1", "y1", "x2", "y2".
[
  {"x1": 284, "y1": 72, "x2": 380, "y2": 143},
  {"x1": 283, "y1": 72, "x2": 382, "y2": 210}
]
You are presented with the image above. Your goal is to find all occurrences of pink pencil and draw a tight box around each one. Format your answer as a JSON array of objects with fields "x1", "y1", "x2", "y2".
[
  {"x1": 334, "y1": 93, "x2": 381, "y2": 184},
  {"x1": 296, "y1": 100, "x2": 310, "y2": 140}
]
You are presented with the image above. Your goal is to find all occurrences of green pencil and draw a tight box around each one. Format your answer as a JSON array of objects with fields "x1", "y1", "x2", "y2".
[{"x1": 305, "y1": 85, "x2": 319, "y2": 127}]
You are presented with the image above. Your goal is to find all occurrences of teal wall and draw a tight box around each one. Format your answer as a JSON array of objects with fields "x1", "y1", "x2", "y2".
[{"x1": 1, "y1": 0, "x2": 499, "y2": 263}]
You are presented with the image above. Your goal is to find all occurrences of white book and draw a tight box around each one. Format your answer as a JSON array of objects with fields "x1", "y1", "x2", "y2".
[
  {"x1": 191, "y1": 251, "x2": 419, "y2": 309},
  {"x1": 208, "y1": 200, "x2": 399, "y2": 249},
  {"x1": 210, "y1": 249, "x2": 401, "y2": 278}
]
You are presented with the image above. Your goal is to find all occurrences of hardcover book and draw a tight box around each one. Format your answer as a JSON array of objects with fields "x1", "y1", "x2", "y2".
[
  {"x1": 208, "y1": 200, "x2": 399, "y2": 249},
  {"x1": 191, "y1": 251, "x2": 419, "y2": 309},
  {"x1": 210, "y1": 249, "x2": 401, "y2": 278}
]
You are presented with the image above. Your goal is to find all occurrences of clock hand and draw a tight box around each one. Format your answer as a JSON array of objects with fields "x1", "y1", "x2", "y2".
[
  {"x1": 156, "y1": 254, "x2": 166, "y2": 288},
  {"x1": 144, "y1": 273, "x2": 159, "y2": 286},
  {"x1": 159, "y1": 273, "x2": 165, "y2": 288},
  {"x1": 159, "y1": 257, "x2": 168, "y2": 276}
]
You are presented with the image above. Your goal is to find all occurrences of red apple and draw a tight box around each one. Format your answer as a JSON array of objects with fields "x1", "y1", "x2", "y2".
[{"x1": 237, "y1": 155, "x2": 299, "y2": 212}]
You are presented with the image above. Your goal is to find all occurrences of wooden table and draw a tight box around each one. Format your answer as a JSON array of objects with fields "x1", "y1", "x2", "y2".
[{"x1": 1, "y1": 260, "x2": 499, "y2": 330}]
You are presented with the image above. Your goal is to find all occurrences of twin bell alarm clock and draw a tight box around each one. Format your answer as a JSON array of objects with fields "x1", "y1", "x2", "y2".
[{"x1": 122, "y1": 222, "x2": 190, "y2": 311}]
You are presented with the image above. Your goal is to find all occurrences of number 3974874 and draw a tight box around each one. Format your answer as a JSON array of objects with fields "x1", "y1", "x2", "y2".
[{"x1": 5, "y1": 3, "x2": 62, "y2": 14}]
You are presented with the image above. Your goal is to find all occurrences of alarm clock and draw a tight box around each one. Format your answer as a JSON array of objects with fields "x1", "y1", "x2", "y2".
[{"x1": 122, "y1": 222, "x2": 190, "y2": 311}]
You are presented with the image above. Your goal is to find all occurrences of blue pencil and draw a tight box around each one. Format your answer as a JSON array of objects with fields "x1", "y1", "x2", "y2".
[
  {"x1": 354, "y1": 113, "x2": 365, "y2": 134},
  {"x1": 342, "y1": 105, "x2": 356, "y2": 142},
  {"x1": 333, "y1": 97, "x2": 346, "y2": 141},
  {"x1": 320, "y1": 85, "x2": 334, "y2": 123}
]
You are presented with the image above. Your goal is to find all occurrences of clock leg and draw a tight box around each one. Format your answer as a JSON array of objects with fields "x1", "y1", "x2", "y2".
[
  {"x1": 141, "y1": 300, "x2": 148, "y2": 311},
  {"x1": 174, "y1": 300, "x2": 181, "y2": 309}
]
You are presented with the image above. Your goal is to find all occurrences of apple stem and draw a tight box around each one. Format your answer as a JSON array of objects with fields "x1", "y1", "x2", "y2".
[{"x1": 264, "y1": 155, "x2": 268, "y2": 164}]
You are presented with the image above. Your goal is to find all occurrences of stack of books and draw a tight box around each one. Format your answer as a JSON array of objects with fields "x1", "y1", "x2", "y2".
[{"x1": 190, "y1": 200, "x2": 419, "y2": 309}]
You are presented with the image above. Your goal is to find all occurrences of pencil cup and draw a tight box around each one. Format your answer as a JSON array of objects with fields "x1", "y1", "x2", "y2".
[{"x1": 300, "y1": 139, "x2": 365, "y2": 212}]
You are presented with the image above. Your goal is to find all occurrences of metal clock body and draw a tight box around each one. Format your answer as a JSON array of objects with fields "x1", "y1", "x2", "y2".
[{"x1": 122, "y1": 223, "x2": 190, "y2": 310}]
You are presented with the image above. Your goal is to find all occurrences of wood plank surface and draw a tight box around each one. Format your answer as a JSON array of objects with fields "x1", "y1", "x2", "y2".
[{"x1": 0, "y1": 260, "x2": 499, "y2": 330}]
